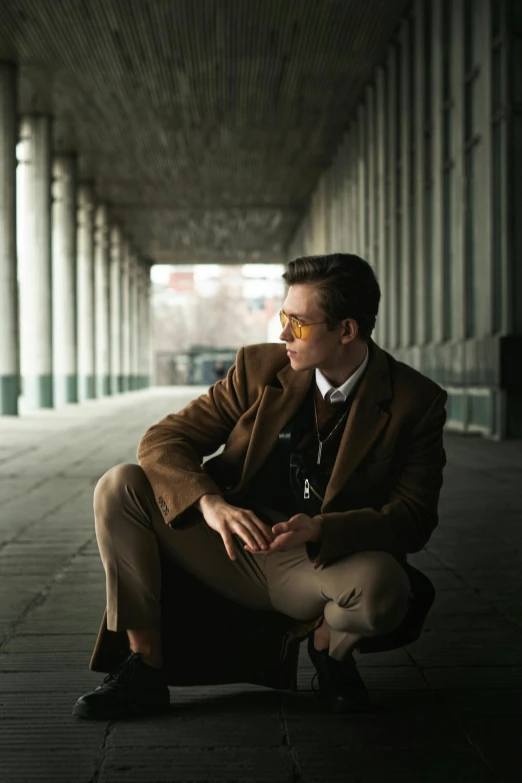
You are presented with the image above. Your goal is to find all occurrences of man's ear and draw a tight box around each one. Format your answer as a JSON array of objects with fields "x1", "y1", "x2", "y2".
[{"x1": 340, "y1": 318, "x2": 358, "y2": 343}]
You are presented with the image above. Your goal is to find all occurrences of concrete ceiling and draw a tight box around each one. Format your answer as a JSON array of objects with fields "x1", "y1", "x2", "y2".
[{"x1": 0, "y1": 0, "x2": 410, "y2": 264}]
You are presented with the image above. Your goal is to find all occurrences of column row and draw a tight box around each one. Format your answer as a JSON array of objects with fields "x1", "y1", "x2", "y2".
[
  {"x1": 288, "y1": 0, "x2": 521, "y2": 439},
  {"x1": 0, "y1": 64, "x2": 153, "y2": 415}
]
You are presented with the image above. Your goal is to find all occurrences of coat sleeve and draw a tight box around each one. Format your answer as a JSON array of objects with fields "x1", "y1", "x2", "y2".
[
  {"x1": 309, "y1": 389, "x2": 448, "y2": 569},
  {"x1": 137, "y1": 347, "x2": 249, "y2": 525}
]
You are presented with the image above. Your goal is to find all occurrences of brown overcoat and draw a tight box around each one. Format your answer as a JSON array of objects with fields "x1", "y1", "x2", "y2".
[{"x1": 89, "y1": 339, "x2": 447, "y2": 689}]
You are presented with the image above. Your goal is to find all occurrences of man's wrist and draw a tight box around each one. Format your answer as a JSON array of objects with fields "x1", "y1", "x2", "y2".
[
  {"x1": 195, "y1": 493, "x2": 223, "y2": 512},
  {"x1": 309, "y1": 515, "x2": 323, "y2": 542}
]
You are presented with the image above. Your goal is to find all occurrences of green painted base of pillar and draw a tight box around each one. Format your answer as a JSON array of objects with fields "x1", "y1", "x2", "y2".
[
  {"x1": 0, "y1": 375, "x2": 19, "y2": 415},
  {"x1": 23, "y1": 375, "x2": 53, "y2": 409},
  {"x1": 121, "y1": 376, "x2": 130, "y2": 392},
  {"x1": 54, "y1": 375, "x2": 78, "y2": 406},
  {"x1": 96, "y1": 375, "x2": 111, "y2": 397},
  {"x1": 506, "y1": 391, "x2": 522, "y2": 438},
  {"x1": 80, "y1": 376, "x2": 96, "y2": 400},
  {"x1": 117, "y1": 375, "x2": 125, "y2": 393}
]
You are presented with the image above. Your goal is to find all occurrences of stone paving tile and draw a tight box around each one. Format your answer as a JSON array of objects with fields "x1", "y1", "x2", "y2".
[
  {"x1": 420, "y1": 590, "x2": 500, "y2": 616},
  {"x1": 1, "y1": 719, "x2": 105, "y2": 744},
  {"x1": 436, "y1": 687, "x2": 522, "y2": 715},
  {"x1": 422, "y1": 666, "x2": 522, "y2": 688},
  {"x1": 294, "y1": 746, "x2": 496, "y2": 782},
  {"x1": 284, "y1": 710, "x2": 467, "y2": 749},
  {"x1": 0, "y1": 651, "x2": 100, "y2": 671},
  {"x1": 2, "y1": 633, "x2": 98, "y2": 653},
  {"x1": 0, "y1": 671, "x2": 97, "y2": 692},
  {"x1": 110, "y1": 705, "x2": 284, "y2": 747},
  {"x1": 0, "y1": 394, "x2": 520, "y2": 782},
  {"x1": 407, "y1": 635, "x2": 522, "y2": 667},
  {"x1": 413, "y1": 568, "x2": 470, "y2": 591},
  {"x1": 1, "y1": 752, "x2": 98, "y2": 783},
  {"x1": 420, "y1": 613, "x2": 517, "y2": 633},
  {"x1": 455, "y1": 714, "x2": 521, "y2": 781},
  {"x1": 99, "y1": 746, "x2": 295, "y2": 783}
]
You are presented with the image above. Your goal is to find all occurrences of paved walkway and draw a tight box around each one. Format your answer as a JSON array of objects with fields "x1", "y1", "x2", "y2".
[{"x1": 0, "y1": 387, "x2": 521, "y2": 782}]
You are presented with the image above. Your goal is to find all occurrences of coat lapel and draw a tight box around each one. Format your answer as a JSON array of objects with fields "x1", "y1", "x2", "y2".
[{"x1": 322, "y1": 340, "x2": 392, "y2": 509}]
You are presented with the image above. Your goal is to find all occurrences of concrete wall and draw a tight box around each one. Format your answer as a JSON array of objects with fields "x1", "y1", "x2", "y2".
[{"x1": 288, "y1": 0, "x2": 522, "y2": 439}]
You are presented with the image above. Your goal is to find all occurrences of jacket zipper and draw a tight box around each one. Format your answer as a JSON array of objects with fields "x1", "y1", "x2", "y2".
[{"x1": 304, "y1": 478, "x2": 323, "y2": 502}]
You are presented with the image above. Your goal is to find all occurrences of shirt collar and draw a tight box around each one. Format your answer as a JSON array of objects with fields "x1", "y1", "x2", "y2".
[{"x1": 315, "y1": 344, "x2": 369, "y2": 404}]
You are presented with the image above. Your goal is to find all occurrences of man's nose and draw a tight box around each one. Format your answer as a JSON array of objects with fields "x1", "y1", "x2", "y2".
[{"x1": 280, "y1": 322, "x2": 294, "y2": 341}]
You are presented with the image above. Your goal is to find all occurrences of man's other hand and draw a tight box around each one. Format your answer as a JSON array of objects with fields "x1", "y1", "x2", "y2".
[
  {"x1": 196, "y1": 494, "x2": 275, "y2": 561},
  {"x1": 244, "y1": 513, "x2": 321, "y2": 556}
]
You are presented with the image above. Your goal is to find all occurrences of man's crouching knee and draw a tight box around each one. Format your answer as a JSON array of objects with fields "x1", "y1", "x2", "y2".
[
  {"x1": 363, "y1": 556, "x2": 411, "y2": 636},
  {"x1": 94, "y1": 463, "x2": 147, "y2": 516}
]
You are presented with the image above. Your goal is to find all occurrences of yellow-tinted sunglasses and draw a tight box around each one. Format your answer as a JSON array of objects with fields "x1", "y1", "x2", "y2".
[{"x1": 279, "y1": 310, "x2": 328, "y2": 340}]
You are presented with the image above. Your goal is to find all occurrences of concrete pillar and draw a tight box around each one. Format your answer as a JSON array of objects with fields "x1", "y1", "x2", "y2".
[
  {"x1": 77, "y1": 183, "x2": 95, "y2": 401},
  {"x1": 386, "y1": 45, "x2": 398, "y2": 350},
  {"x1": 375, "y1": 68, "x2": 386, "y2": 348},
  {"x1": 144, "y1": 265, "x2": 153, "y2": 387},
  {"x1": 136, "y1": 262, "x2": 145, "y2": 389},
  {"x1": 109, "y1": 225, "x2": 123, "y2": 394},
  {"x1": 94, "y1": 204, "x2": 110, "y2": 396},
  {"x1": 52, "y1": 154, "x2": 78, "y2": 405},
  {"x1": 137, "y1": 262, "x2": 153, "y2": 389},
  {"x1": 473, "y1": 0, "x2": 494, "y2": 338},
  {"x1": 18, "y1": 114, "x2": 53, "y2": 409},
  {"x1": 0, "y1": 62, "x2": 19, "y2": 415},
  {"x1": 400, "y1": 19, "x2": 413, "y2": 348},
  {"x1": 414, "y1": 0, "x2": 429, "y2": 347},
  {"x1": 121, "y1": 239, "x2": 131, "y2": 391},
  {"x1": 348, "y1": 121, "x2": 359, "y2": 255},
  {"x1": 450, "y1": 1, "x2": 466, "y2": 343},
  {"x1": 373, "y1": 67, "x2": 388, "y2": 345},
  {"x1": 129, "y1": 250, "x2": 139, "y2": 390},
  {"x1": 366, "y1": 85, "x2": 376, "y2": 272},
  {"x1": 505, "y1": 0, "x2": 522, "y2": 435},
  {"x1": 431, "y1": 0, "x2": 444, "y2": 345},
  {"x1": 357, "y1": 104, "x2": 367, "y2": 259}
]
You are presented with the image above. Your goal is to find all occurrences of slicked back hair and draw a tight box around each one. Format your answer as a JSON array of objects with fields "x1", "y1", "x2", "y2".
[{"x1": 282, "y1": 253, "x2": 381, "y2": 341}]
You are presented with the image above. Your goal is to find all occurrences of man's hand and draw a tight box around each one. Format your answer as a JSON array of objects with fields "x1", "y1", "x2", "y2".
[
  {"x1": 196, "y1": 494, "x2": 276, "y2": 561},
  {"x1": 244, "y1": 513, "x2": 321, "y2": 556}
]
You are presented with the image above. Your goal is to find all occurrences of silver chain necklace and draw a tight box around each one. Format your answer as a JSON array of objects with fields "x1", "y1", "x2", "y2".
[{"x1": 313, "y1": 394, "x2": 350, "y2": 465}]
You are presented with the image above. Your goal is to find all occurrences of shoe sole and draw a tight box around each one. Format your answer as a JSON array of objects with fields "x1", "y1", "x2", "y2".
[{"x1": 72, "y1": 700, "x2": 170, "y2": 721}]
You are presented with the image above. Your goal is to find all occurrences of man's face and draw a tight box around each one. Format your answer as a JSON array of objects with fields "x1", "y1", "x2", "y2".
[{"x1": 279, "y1": 284, "x2": 350, "y2": 372}]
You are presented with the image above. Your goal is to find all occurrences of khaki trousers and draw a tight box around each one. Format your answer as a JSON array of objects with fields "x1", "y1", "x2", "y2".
[{"x1": 94, "y1": 463, "x2": 412, "y2": 661}]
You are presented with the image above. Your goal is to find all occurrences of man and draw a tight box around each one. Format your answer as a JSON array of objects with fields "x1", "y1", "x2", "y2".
[{"x1": 73, "y1": 253, "x2": 447, "y2": 720}]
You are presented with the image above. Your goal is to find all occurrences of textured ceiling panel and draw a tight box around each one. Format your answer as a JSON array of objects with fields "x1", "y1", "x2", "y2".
[{"x1": 0, "y1": 0, "x2": 410, "y2": 263}]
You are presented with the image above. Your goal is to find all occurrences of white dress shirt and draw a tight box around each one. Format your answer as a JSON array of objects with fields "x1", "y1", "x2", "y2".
[{"x1": 315, "y1": 345, "x2": 369, "y2": 404}]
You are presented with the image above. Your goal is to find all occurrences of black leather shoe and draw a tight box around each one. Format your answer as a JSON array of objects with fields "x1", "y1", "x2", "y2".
[
  {"x1": 72, "y1": 651, "x2": 170, "y2": 720},
  {"x1": 307, "y1": 635, "x2": 372, "y2": 714}
]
